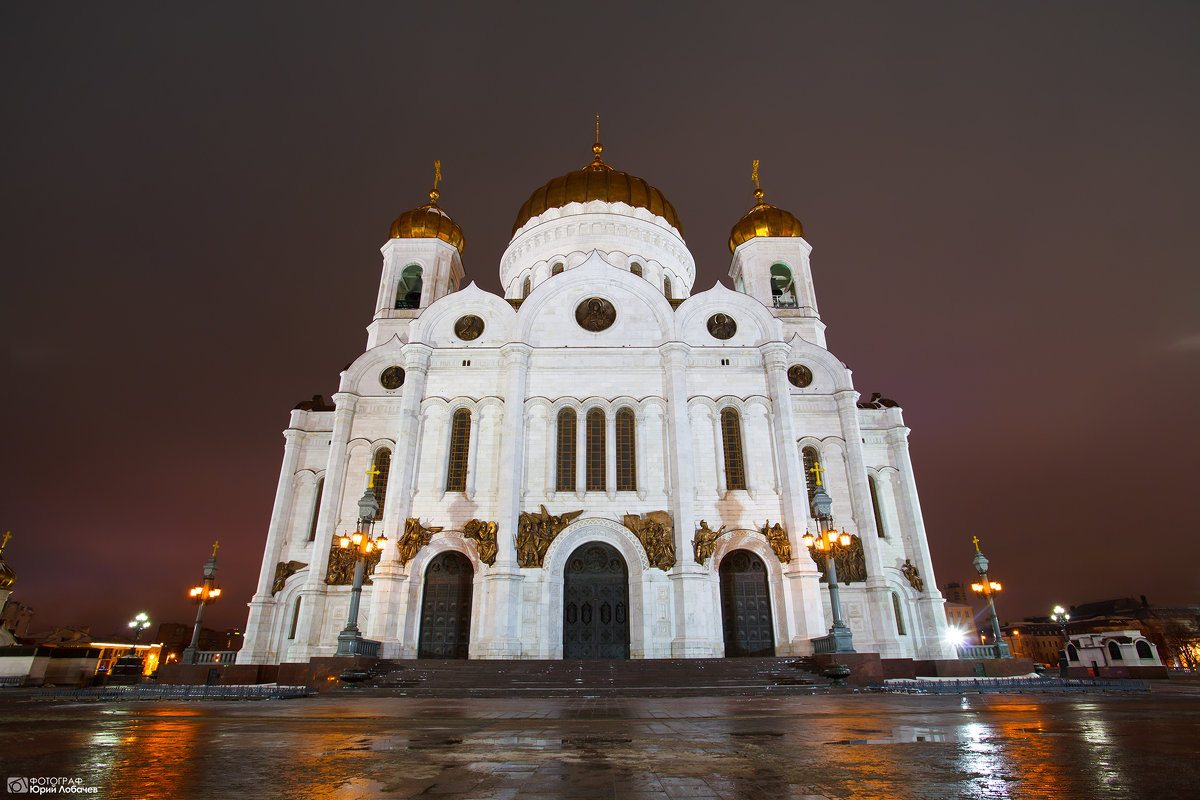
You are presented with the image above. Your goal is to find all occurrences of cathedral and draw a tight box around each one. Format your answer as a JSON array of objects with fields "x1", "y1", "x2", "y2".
[{"x1": 238, "y1": 141, "x2": 954, "y2": 665}]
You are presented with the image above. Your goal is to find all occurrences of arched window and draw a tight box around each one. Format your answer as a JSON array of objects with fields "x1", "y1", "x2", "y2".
[
  {"x1": 802, "y1": 447, "x2": 823, "y2": 503},
  {"x1": 1107, "y1": 641, "x2": 1123, "y2": 661},
  {"x1": 371, "y1": 448, "x2": 392, "y2": 521},
  {"x1": 631, "y1": 262, "x2": 643, "y2": 277},
  {"x1": 1136, "y1": 640, "x2": 1153, "y2": 659},
  {"x1": 448, "y1": 278, "x2": 457, "y2": 293},
  {"x1": 664, "y1": 275, "x2": 673, "y2": 299},
  {"x1": 869, "y1": 475, "x2": 887, "y2": 538},
  {"x1": 737, "y1": 277, "x2": 745, "y2": 293},
  {"x1": 288, "y1": 596, "x2": 302, "y2": 640},
  {"x1": 586, "y1": 408, "x2": 606, "y2": 491},
  {"x1": 396, "y1": 265, "x2": 423, "y2": 309},
  {"x1": 720, "y1": 407, "x2": 747, "y2": 491},
  {"x1": 1067, "y1": 643, "x2": 1079, "y2": 661},
  {"x1": 307, "y1": 478, "x2": 324, "y2": 542},
  {"x1": 892, "y1": 593, "x2": 907, "y2": 635},
  {"x1": 552, "y1": 262, "x2": 564, "y2": 275},
  {"x1": 556, "y1": 408, "x2": 576, "y2": 492},
  {"x1": 770, "y1": 264, "x2": 797, "y2": 308},
  {"x1": 522, "y1": 275, "x2": 532, "y2": 298},
  {"x1": 446, "y1": 409, "x2": 471, "y2": 492},
  {"x1": 615, "y1": 407, "x2": 636, "y2": 491}
]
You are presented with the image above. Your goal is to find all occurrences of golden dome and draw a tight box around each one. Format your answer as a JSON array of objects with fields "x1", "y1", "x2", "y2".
[
  {"x1": 728, "y1": 188, "x2": 804, "y2": 253},
  {"x1": 512, "y1": 143, "x2": 682, "y2": 235},
  {"x1": 0, "y1": 560, "x2": 13, "y2": 590},
  {"x1": 389, "y1": 189, "x2": 465, "y2": 255}
]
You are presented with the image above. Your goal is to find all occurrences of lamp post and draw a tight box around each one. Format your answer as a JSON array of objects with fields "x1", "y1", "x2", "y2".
[
  {"x1": 1051, "y1": 604, "x2": 1071, "y2": 678},
  {"x1": 128, "y1": 612, "x2": 151, "y2": 643},
  {"x1": 970, "y1": 537, "x2": 1010, "y2": 658},
  {"x1": 334, "y1": 471, "x2": 388, "y2": 657},
  {"x1": 181, "y1": 541, "x2": 222, "y2": 665},
  {"x1": 802, "y1": 462, "x2": 855, "y2": 654}
]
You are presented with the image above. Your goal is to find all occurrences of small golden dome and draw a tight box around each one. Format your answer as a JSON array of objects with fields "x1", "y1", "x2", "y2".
[
  {"x1": 727, "y1": 188, "x2": 804, "y2": 253},
  {"x1": 512, "y1": 142, "x2": 682, "y2": 236},
  {"x1": 389, "y1": 188, "x2": 465, "y2": 255},
  {"x1": 0, "y1": 558, "x2": 14, "y2": 590}
]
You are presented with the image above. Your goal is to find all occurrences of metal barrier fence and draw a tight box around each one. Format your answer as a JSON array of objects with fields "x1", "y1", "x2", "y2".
[
  {"x1": 34, "y1": 684, "x2": 311, "y2": 701},
  {"x1": 869, "y1": 677, "x2": 1149, "y2": 694}
]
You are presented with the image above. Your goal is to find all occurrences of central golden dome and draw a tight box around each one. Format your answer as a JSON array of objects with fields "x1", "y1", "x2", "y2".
[{"x1": 512, "y1": 143, "x2": 681, "y2": 235}]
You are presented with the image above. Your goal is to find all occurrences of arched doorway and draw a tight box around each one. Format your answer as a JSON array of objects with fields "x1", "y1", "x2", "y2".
[
  {"x1": 563, "y1": 542, "x2": 630, "y2": 659},
  {"x1": 418, "y1": 551, "x2": 473, "y2": 658},
  {"x1": 720, "y1": 549, "x2": 775, "y2": 657}
]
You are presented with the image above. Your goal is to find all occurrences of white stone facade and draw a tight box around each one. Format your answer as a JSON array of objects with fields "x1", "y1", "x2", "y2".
[{"x1": 238, "y1": 183, "x2": 954, "y2": 664}]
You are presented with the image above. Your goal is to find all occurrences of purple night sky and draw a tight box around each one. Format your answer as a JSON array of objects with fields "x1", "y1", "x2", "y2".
[{"x1": 2, "y1": 3, "x2": 1197, "y2": 638}]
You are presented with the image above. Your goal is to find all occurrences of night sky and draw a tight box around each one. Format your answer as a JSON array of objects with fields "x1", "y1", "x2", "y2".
[{"x1": 2, "y1": 3, "x2": 1197, "y2": 639}]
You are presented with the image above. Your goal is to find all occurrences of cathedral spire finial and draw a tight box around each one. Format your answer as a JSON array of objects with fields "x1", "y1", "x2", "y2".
[
  {"x1": 752, "y1": 159, "x2": 764, "y2": 203},
  {"x1": 429, "y1": 160, "x2": 442, "y2": 204},
  {"x1": 591, "y1": 114, "x2": 604, "y2": 162},
  {"x1": 0, "y1": 531, "x2": 9, "y2": 554}
]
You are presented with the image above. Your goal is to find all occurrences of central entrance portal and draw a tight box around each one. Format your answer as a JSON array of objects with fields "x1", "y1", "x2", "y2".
[
  {"x1": 563, "y1": 542, "x2": 630, "y2": 659},
  {"x1": 418, "y1": 551, "x2": 473, "y2": 659},
  {"x1": 719, "y1": 549, "x2": 775, "y2": 657}
]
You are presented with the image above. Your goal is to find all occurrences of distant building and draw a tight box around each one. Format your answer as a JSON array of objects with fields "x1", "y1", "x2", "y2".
[
  {"x1": 942, "y1": 582, "x2": 971, "y2": 606},
  {"x1": 1067, "y1": 630, "x2": 1163, "y2": 675},
  {"x1": 156, "y1": 623, "x2": 244, "y2": 663},
  {"x1": 1068, "y1": 597, "x2": 1200, "y2": 671},
  {"x1": 1001, "y1": 621, "x2": 1062, "y2": 666},
  {"x1": 943, "y1": 602, "x2": 977, "y2": 643}
]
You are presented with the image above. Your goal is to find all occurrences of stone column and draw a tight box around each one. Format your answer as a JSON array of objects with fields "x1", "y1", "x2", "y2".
[
  {"x1": 238, "y1": 426, "x2": 304, "y2": 665},
  {"x1": 760, "y1": 343, "x2": 826, "y2": 651},
  {"x1": 364, "y1": 345, "x2": 431, "y2": 651},
  {"x1": 474, "y1": 343, "x2": 531, "y2": 658},
  {"x1": 887, "y1": 425, "x2": 953, "y2": 657},
  {"x1": 287, "y1": 392, "x2": 359, "y2": 661},
  {"x1": 659, "y1": 343, "x2": 717, "y2": 657}
]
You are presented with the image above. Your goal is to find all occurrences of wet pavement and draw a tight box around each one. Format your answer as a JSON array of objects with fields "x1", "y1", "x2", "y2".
[{"x1": 2, "y1": 690, "x2": 1199, "y2": 799}]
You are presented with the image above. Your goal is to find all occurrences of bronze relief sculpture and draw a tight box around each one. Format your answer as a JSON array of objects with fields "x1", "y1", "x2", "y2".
[
  {"x1": 272, "y1": 560, "x2": 307, "y2": 595},
  {"x1": 692, "y1": 520, "x2": 727, "y2": 565},
  {"x1": 809, "y1": 534, "x2": 868, "y2": 584},
  {"x1": 462, "y1": 519, "x2": 499, "y2": 566},
  {"x1": 787, "y1": 364, "x2": 813, "y2": 388},
  {"x1": 575, "y1": 297, "x2": 616, "y2": 332},
  {"x1": 454, "y1": 314, "x2": 485, "y2": 341},
  {"x1": 706, "y1": 313, "x2": 737, "y2": 340},
  {"x1": 325, "y1": 546, "x2": 380, "y2": 586},
  {"x1": 516, "y1": 505, "x2": 583, "y2": 567},
  {"x1": 397, "y1": 517, "x2": 445, "y2": 566},
  {"x1": 901, "y1": 558, "x2": 924, "y2": 592},
  {"x1": 760, "y1": 520, "x2": 792, "y2": 564},
  {"x1": 379, "y1": 366, "x2": 406, "y2": 390},
  {"x1": 623, "y1": 511, "x2": 675, "y2": 571}
]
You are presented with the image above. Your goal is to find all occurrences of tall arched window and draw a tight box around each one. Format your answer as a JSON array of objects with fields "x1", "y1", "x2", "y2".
[
  {"x1": 770, "y1": 264, "x2": 797, "y2": 308},
  {"x1": 663, "y1": 275, "x2": 673, "y2": 299},
  {"x1": 892, "y1": 593, "x2": 907, "y2": 635},
  {"x1": 586, "y1": 408, "x2": 606, "y2": 491},
  {"x1": 446, "y1": 409, "x2": 471, "y2": 492},
  {"x1": 522, "y1": 275, "x2": 532, "y2": 298},
  {"x1": 552, "y1": 262, "x2": 564, "y2": 275},
  {"x1": 869, "y1": 475, "x2": 887, "y2": 538},
  {"x1": 288, "y1": 596, "x2": 302, "y2": 640},
  {"x1": 1067, "y1": 644, "x2": 1079, "y2": 661},
  {"x1": 802, "y1": 447, "x2": 822, "y2": 503},
  {"x1": 1136, "y1": 640, "x2": 1153, "y2": 659},
  {"x1": 720, "y1": 407, "x2": 747, "y2": 491},
  {"x1": 616, "y1": 407, "x2": 636, "y2": 491},
  {"x1": 371, "y1": 448, "x2": 392, "y2": 521},
  {"x1": 631, "y1": 262, "x2": 643, "y2": 277},
  {"x1": 1107, "y1": 641, "x2": 1123, "y2": 661},
  {"x1": 396, "y1": 265, "x2": 423, "y2": 309},
  {"x1": 307, "y1": 478, "x2": 324, "y2": 542},
  {"x1": 556, "y1": 408, "x2": 576, "y2": 492}
]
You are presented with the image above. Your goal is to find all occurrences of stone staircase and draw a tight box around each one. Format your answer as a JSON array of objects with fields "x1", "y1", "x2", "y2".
[{"x1": 360, "y1": 656, "x2": 831, "y2": 696}]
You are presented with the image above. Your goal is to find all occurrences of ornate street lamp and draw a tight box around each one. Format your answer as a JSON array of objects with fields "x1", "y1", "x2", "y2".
[
  {"x1": 1051, "y1": 604, "x2": 1072, "y2": 678},
  {"x1": 970, "y1": 537, "x2": 1010, "y2": 658},
  {"x1": 334, "y1": 469, "x2": 389, "y2": 658},
  {"x1": 181, "y1": 541, "x2": 222, "y2": 665},
  {"x1": 128, "y1": 612, "x2": 151, "y2": 642},
  {"x1": 802, "y1": 461, "x2": 855, "y2": 654}
]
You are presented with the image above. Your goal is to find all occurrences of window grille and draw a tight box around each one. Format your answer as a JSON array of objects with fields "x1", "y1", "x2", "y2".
[
  {"x1": 446, "y1": 409, "x2": 471, "y2": 492},
  {"x1": 586, "y1": 408, "x2": 606, "y2": 491},
  {"x1": 556, "y1": 408, "x2": 577, "y2": 492},
  {"x1": 721, "y1": 408, "x2": 747, "y2": 491},
  {"x1": 615, "y1": 408, "x2": 636, "y2": 491}
]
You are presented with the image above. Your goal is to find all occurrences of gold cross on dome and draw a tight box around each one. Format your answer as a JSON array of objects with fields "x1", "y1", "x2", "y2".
[
  {"x1": 366, "y1": 464, "x2": 382, "y2": 489},
  {"x1": 1, "y1": 531, "x2": 10, "y2": 553},
  {"x1": 808, "y1": 460, "x2": 824, "y2": 487},
  {"x1": 595, "y1": 113, "x2": 600, "y2": 144},
  {"x1": 211, "y1": 540, "x2": 220, "y2": 557},
  {"x1": 433, "y1": 160, "x2": 441, "y2": 191},
  {"x1": 752, "y1": 159, "x2": 760, "y2": 191}
]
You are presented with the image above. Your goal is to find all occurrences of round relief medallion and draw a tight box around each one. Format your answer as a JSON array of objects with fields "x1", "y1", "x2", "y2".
[
  {"x1": 379, "y1": 366, "x2": 406, "y2": 390},
  {"x1": 454, "y1": 314, "x2": 485, "y2": 341},
  {"x1": 787, "y1": 364, "x2": 813, "y2": 388},
  {"x1": 706, "y1": 313, "x2": 737, "y2": 340},
  {"x1": 575, "y1": 297, "x2": 616, "y2": 332}
]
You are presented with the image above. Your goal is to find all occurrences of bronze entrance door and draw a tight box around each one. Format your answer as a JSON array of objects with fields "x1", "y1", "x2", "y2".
[
  {"x1": 418, "y1": 551, "x2": 473, "y2": 659},
  {"x1": 719, "y1": 549, "x2": 775, "y2": 657},
  {"x1": 563, "y1": 542, "x2": 630, "y2": 659}
]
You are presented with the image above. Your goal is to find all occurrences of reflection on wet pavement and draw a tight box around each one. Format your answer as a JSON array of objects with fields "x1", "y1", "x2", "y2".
[{"x1": 2, "y1": 693, "x2": 1197, "y2": 799}]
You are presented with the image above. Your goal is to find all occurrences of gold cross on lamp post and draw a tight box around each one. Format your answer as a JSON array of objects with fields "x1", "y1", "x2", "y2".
[
  {"x1": 365, "y1": 464, "x2": 381, "y2": 489},
  {"x1": 808, "y1": 461, "x2": 824, "y2": 487}
]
